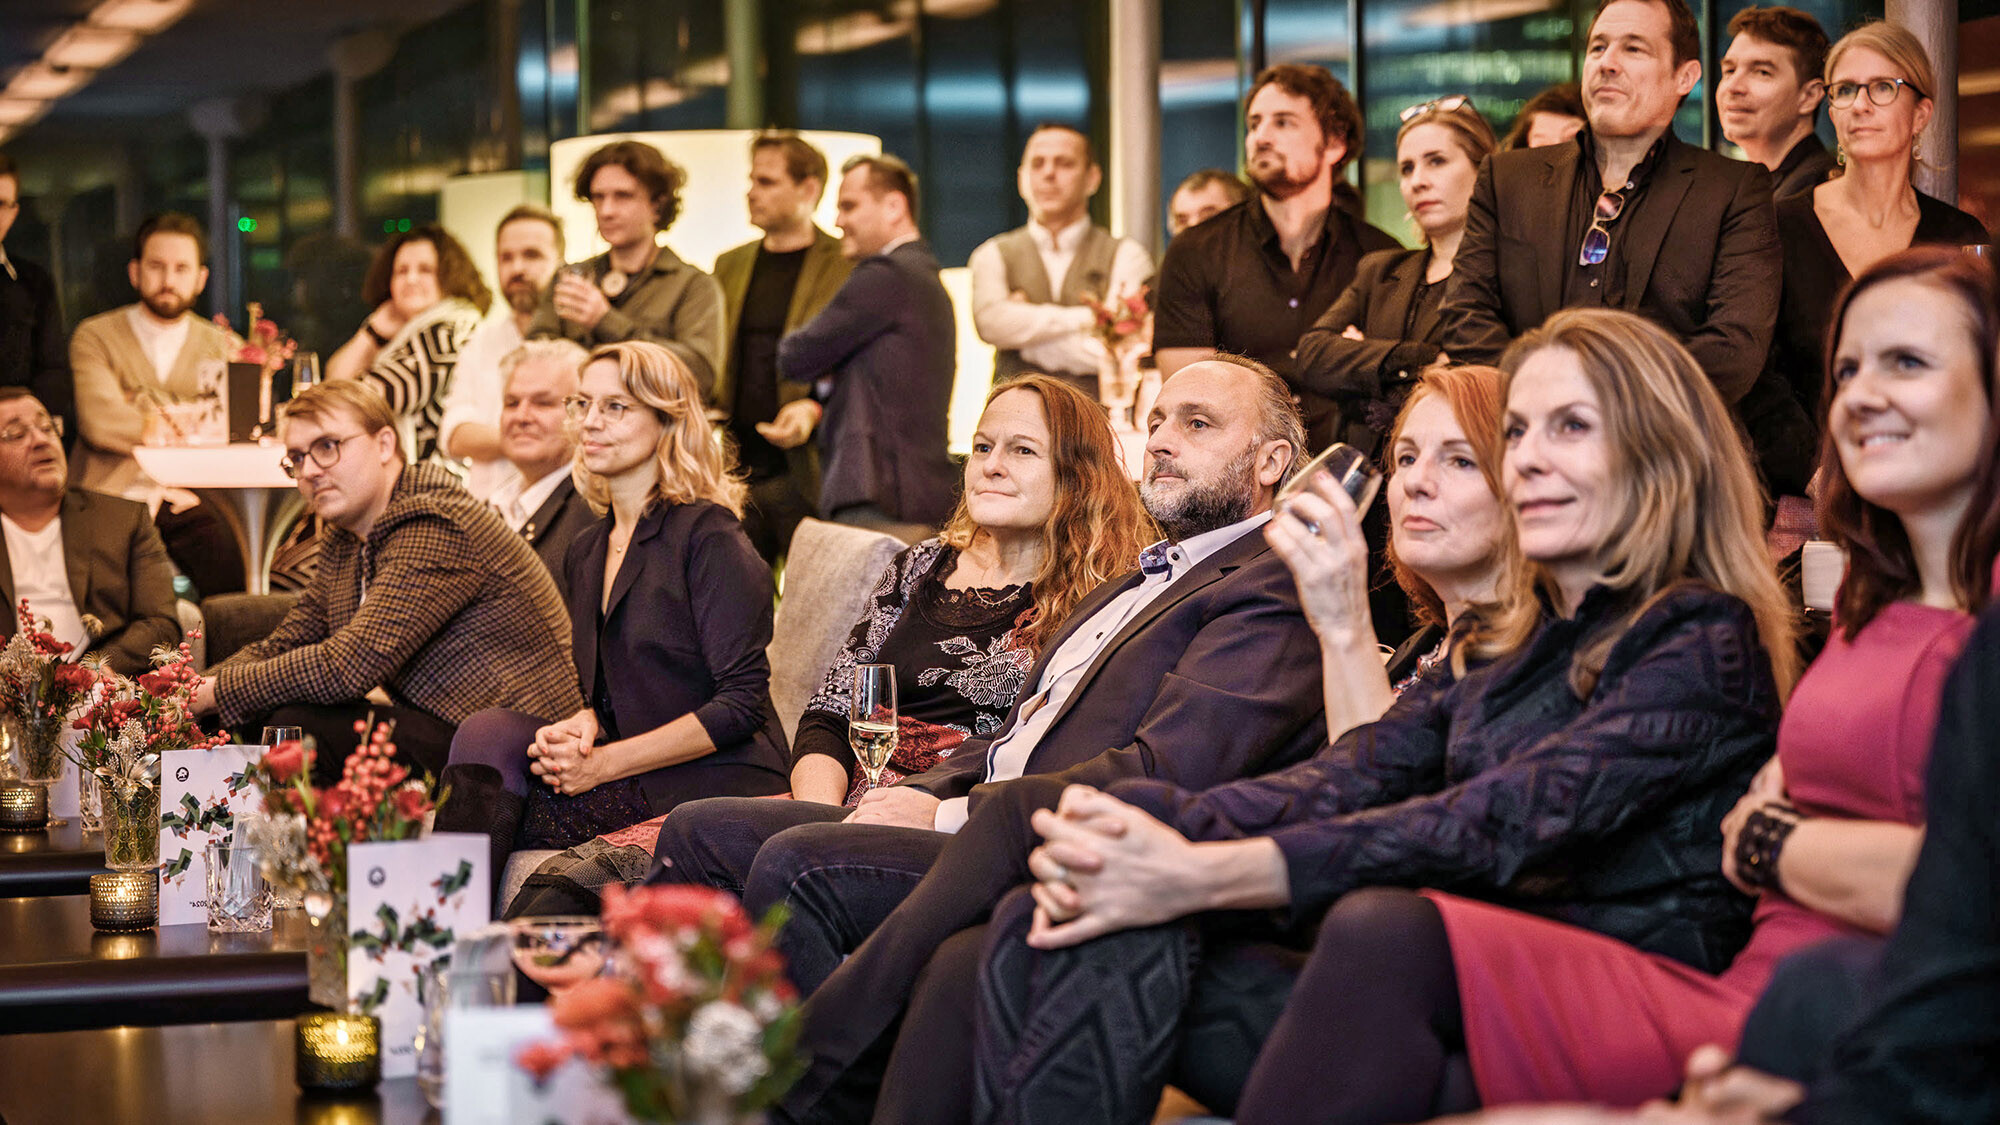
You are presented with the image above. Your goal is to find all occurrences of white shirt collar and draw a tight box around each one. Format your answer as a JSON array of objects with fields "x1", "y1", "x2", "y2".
[
  {"x1": 878, "y1": 232, "x2": 921, "y2": 257},
  {"x1": 1030, "y1": 216, "x2": 1089, "y2": 254}
]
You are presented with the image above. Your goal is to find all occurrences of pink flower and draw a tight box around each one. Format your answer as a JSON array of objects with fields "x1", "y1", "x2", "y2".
[
  {"x1": 516, "y1": 1040, "x2": 570, "y2": 1082},
  {"x1": 392, "y1": 785, "x2": 428, "y2": 821},
  {"x1": 136, "y1": 669, "x2": 177, "y2": 696},
  {"x1": 263, "y1": 740, "x2": 307, "y2": 784}
]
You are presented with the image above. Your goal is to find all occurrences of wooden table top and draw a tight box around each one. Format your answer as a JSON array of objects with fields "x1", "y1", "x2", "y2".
[{"x1": 0, "y1": 820, "x2": 109, "y2": 897}]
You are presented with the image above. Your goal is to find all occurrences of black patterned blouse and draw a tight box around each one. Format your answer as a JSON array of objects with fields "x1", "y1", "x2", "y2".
[{"x1": 793, "y1": 540, "x2": 1037, "y2": 805}]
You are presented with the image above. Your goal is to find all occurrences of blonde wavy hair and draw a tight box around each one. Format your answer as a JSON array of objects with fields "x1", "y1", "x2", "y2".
[
  {"x1": 938, "y1": 375, "x2": 1158, "y2": 653},
  {"x1": 571, "y1": 341, "x2": 747, "y2": 518},
  {"x1": 1825, "y1": 21, "x2": 1935, "y2": 178},
  {"x1": 1467, "y1": 309, "x2": 1800, "y2": 698}
]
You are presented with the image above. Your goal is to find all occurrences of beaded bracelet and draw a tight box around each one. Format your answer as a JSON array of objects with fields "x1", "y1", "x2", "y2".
[{"x1": 1735, "y1": 800, "x2": 1801, "y2": 892}]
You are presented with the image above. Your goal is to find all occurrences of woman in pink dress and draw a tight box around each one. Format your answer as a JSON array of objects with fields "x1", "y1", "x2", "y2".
[{"x1": 1240, "y1": 244, "x2": 2000, "y2": 1118}]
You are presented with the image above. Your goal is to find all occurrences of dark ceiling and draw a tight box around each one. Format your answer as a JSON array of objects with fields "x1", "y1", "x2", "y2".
[{"x1": 1, "y1": 0, "x2": 474, "y2": 134}]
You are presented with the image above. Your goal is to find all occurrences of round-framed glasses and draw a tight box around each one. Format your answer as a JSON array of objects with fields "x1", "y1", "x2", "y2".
[{"x1": 1828, "y1": 78, "x2": 1924, "y2": 108}]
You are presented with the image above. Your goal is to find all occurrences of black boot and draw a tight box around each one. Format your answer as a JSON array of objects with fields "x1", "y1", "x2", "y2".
[{"x1": 433, "y1": 764, "x2": 524, "y2": 910}]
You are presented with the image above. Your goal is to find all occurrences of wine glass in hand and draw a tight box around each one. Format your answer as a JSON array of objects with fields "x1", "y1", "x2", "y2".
[{"x1": 848, "y1": 665, "x2": 899, "y2": 788}]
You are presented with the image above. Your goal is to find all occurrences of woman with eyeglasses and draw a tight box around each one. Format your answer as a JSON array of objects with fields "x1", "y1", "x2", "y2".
[
  {"x1": 434, "y1": 340, "x2": 789, "y2": 895},
  {"x1": 1294, "y1": 95, "x2": 1497, "y2": 644},
  {"x1": 1768, "y1": 21, "x2": 1988, "y2": 444}
]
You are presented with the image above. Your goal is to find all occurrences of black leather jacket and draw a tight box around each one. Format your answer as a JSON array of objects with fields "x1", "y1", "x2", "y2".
[{"x1": 1114, "y1": 582, "x2": 1779, "y2": 974}]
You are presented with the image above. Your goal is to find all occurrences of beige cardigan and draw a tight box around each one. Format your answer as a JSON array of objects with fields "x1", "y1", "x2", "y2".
[{"x1": 69, "y1": 306, "x2": 235, "y2": 497}]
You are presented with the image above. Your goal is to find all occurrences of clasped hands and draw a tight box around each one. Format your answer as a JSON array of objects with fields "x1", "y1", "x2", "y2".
[
  {"x1": 1022, "y1": 784, "x2": 1201, "y2": 950},
  {"x1": 529, "y1": 708, "x2": 609, "y2": 796},
  {"x1": 551, "y1": 271, "x2": 612, "y2": 329}
]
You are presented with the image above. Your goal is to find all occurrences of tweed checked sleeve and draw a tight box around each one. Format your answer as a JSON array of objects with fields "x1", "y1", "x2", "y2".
[
  {"x1": 222, "y1": 575, "x2": 333, "y2": 669},
  {"x1": 213, "y1": 514, "x2": 485, "y2": 727}
]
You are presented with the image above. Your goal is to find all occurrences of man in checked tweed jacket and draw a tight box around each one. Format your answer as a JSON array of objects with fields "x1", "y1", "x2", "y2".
[{"x1": 192, "y1": 381, "x2": 581, "y2": 783}]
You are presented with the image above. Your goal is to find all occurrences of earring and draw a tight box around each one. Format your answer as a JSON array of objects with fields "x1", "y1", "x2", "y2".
[
  {"x1": 1835, "y1": 143, "x2": 1846, "y2": 166},
  {"x1": 1913, "y1": 138, "x2": 1923, "y2": 162}
]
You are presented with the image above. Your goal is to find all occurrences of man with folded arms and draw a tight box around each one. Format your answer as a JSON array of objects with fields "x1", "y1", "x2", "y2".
[
  {"x1": 0, "y1": 388, "x2": 177, "y2": 675},
  {"x1": 651, "y1": 355, "x2": 1324, "y2": 1000},
  {"x1": 189, "y1": 381, "x2": 581, "y2": 783}
]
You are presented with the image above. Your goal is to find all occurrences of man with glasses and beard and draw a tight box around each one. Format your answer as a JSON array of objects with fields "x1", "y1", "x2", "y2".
[
  {"x1": 440, "y1": 205, "x2": 568, "y2": 500},
  {"x1": 1153, "y1": 64, "x2": 1400, "y2": 451},
  {"x1": 189, "y1": 380, "x2": 581, "y2": 785},
  {"x1": 70, "y1": 212, "x2": 247, "y2": 596},
  {"x1": 1440, "y1": 0, "x2": 1792, "y2": 488}
]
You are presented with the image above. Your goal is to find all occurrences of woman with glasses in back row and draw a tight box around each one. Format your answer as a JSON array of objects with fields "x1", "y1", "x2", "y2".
[
  {"x1": 1294, "y1": 94, "x2": 1498, "y2": 646},
  {"x1": 434, "y1": 340, "x2": 790, "y2": 897},
  {"x1": 1768, "y1": 22, "x2": 1988, "y2": 455}
]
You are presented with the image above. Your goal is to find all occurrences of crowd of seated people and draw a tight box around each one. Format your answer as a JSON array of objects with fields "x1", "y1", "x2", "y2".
[{"x1": 2, "y1": 0, "x2": 1998, "y2": 1117}]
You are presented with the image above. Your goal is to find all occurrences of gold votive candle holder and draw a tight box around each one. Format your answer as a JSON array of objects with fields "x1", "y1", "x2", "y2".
[
  {"x1": 295, "y1": 1012, "x2": 382, "y2": 1092},
  {"x1": 88, "y1": 870, "x2": 158, "y2": 931},
  {"x1": 0, "y1": 781, "x2": 46, "y2": 831}
]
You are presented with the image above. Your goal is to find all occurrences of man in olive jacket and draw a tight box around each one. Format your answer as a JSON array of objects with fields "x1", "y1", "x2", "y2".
[{"x1": 711, "y1": 133, "x2": 854, "y2": 563}]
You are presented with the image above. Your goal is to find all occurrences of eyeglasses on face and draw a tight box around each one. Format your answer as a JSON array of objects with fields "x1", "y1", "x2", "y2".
[
  {"x1": 1578, "y1": 188, "x2": 1628, "y2": 267},
  {"x1": 562, "y1": 395, "x2": 645, "y2": 423},
  {"x1": 0, "y1": 416, "x2": 61, "y2": 445},
  {"x1": 1399, "y1": 95, "x2": 1474, "y2": 123},
  {"x1": 1828, "y1": 78, "x2": 1924, "y2": 108},
  {"x1": 279, "y1": 433, "x2": 369, "y2": 478}
]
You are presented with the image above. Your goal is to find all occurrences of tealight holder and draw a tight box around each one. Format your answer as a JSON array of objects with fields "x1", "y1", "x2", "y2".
[
  {"x1": 0, "y1": 781, "x2": 47, "y2": 831},
  {"x1": 88, "y1": 870, "x2": 159, "y2": 931},
  {"x1": 295, "y1": 1012, "x2": 382, "y2": 1092}
]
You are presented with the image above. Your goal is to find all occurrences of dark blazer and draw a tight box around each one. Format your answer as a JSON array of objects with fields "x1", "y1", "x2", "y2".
[
  {"x1": 779, "y1": 238, "x2": 959, "y2": 525},
  {"x1": 1770, "y1": 134, "x2": 1837, "y2": 203},
  {"x1": 1116, "y1": 583, "x2": 1779, "y2": 975},
  {"x1": 0, "y1": 489, "x2": 179, "y2": 676},
  {"x1": 1295, "y1": 245, "x2": 1449, "y2": 453},
  {"x1": 0, "y1": 254, "x2": 71, "y2": 440},
  {"x1": 523, "y1": 475, "x2": 596, "y2": 603},
  {"x1": 1441, "y1": 133, "x2": 1781, "y2": 406},
  {"x1": 566, "y1": 500, "x2": 788, "y2": 806},
  {"x1": 904, "y1": 525, "x2": 1326, "y2": 809}
]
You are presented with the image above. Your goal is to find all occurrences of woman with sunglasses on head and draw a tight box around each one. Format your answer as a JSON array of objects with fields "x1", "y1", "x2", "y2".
[
  {"x1": 1768, "y1": 22, "x2": 1987, "y2": 460},
  {"x1": 1257, "y1": 248, "x2": 1999, "y2": 1121},
  {"x1": 1295, "y1": 95, "x2": 1498, "y2": 645},
  {"x1": 434, "y1": 341, "x2": 789, "y2": 895}
]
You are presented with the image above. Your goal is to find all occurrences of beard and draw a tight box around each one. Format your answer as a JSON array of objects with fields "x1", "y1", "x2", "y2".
[
  {"x1": 1142, "y1": 446, "x2": 1259, "y2": 543},
  {"x1": 1246, "y1": 145, "x2": 1324, "y2": 202},
  {"x1": 140, "y1": 288, "x2": 193, "y2": 320},
  {"x1": 503, "y1": 278, "x2": 542, "y2": 316}
]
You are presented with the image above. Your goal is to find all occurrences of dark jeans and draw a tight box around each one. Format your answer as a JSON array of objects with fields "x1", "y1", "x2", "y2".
[
  {"x1": 254, "y1": 701, "x2": 457, "y2": 787},
  {"x1": 650, "y1": 796, "x2": 949, "y2": 994}
]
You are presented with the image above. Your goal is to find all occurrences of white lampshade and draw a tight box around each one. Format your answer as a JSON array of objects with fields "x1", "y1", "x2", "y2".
[
  {"x1": 0, "y1": 99, "x2": 50, "y2": 128},
  {"x1": 89, "y1": 0, "x2": 194, "y2": 34},
  {"x1": 6, "y1": 62, "x2": 93, "y2": 102},
  {"x1": 45, "y1": 25, "x2": 141, "y2": 70}
]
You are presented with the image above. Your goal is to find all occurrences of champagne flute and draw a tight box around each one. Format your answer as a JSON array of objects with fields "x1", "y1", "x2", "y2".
[
  {"x1": 848, "y1": 665, "x2": 898, "y2": 789},
  {"x1": 292, "y1": 352, "x2": 320, "y2": 393},
  {"x1": 259, "y1": 725, "x2": 307, "y2": 907}
]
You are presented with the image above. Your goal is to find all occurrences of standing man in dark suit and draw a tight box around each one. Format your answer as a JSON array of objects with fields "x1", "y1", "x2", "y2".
[
  {"x1": 0, "y1": 388, "x2": 177, "y2": 676},
  {"x1": 1718, "y1": 7, "x2": 1835, "y2": 202},
  {"x1": 770, "y1": 153, "x2": 959, "y2": 541},
  {"x1": 1153, "y1": 64, "x2": 1402, "y2": 451},
  {"x1": 712, "y1": 132, "x2": 853, "y2": 563},
  {"x1": 1441, "y1": 0, "x2": 1782, "y2": 421},
  {"x1": 0, "y1": 157, "x2": 69, "y2": 447},
  {"x1": 487, "y1": 340, "x2": 594, "y2": 599},
  {"x1": 649, "y1": 356, "x2": 1323, "y2": 1021}
]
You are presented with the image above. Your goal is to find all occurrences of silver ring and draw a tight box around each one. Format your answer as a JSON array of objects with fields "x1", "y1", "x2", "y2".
[{"x1": 1050, "y1": 862, "x2": 1070, "y2": 884}]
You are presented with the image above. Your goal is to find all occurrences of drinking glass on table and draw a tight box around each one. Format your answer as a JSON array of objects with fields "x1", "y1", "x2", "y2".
[
  {"x1": 258, "y1": 727, "x2": 305, "y2": 907},
  {"x1": 205, "y1": 838, "x2": 273, "y2": 932},
  {"x1": 292, "y1": 352, "x2": 320, "y2": 393},
  {"x1": 415, "y1": 958, "x2": 517, "y2": 1109},
  {"x1": 1274, "y1": 442, "x2": 1383, "y2": 533},
  {"x1": 848, "y1": 665, "x2": 899, "y2": 788}
]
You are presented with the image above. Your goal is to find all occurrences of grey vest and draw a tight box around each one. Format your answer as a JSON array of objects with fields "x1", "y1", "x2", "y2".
[{"x1": 992, "y1": 224, "x2": 1120, "y2": 380}]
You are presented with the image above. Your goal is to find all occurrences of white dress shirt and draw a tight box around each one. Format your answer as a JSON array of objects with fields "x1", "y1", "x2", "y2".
[
  {"x1": 968, "y1": 217, "x2": 1153, "y2": 377},
  {"x1": 931, "y1": 509, "x2": 1273, "y2": 833},
  {"x1": 2, "y1": 515, "x2": 87, "y2": 655},
  {"x1": 437, "y1": 314, "x2": 526, "y2": 501},
  {"x1": 489, "y1": 464, "x2": 569, "y2": 535},
  {"x1": 125, "y1": 307, "x2": 192, "y2": 385}
]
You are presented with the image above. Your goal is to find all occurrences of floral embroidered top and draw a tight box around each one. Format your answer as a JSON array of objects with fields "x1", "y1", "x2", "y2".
[{"x1": 792, "y1": 540, "x2": 1037, "y2": 805}]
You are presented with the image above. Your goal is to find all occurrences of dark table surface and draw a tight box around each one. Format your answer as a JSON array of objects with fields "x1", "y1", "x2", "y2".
[
  {"x1": 0, "y1": 893, "x2": 312, "y2": 1033},
  {"x1": 0, "y1": 1019, "x2": 431, "y2": 1125},
  {"x1": 0, "y1": 820, "x2": 109, "y2": 896}
]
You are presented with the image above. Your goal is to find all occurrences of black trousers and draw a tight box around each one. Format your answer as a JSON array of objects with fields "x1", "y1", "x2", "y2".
[{"x1": 253, "y1": 700, "x2": 456, "y2": 786}]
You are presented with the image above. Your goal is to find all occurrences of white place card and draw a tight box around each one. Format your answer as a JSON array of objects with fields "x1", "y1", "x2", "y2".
[
  {"x1": 154, "y1": 744, "x2": 266, "y2": 925},
  {"x1": 445, "y1": 1005, "x2": 634, "y2": 1124},
  {"x1": 346, "y1": 834, "x2": 489, "y2": 1078}
]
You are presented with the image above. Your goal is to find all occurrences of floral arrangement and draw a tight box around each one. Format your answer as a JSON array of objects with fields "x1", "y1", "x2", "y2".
[
  {"x1": 1084, "y1": 284, "x2": 1151, "y2": 354},
  {"x1": 247, "y1": 719, "x2": 432, "y2": 899},
  {"x1": 213, "y1": 301, "x2": 298, "y2": 371},
  {"x1": 70, "y1": 634, "x2": 226, "y2": 774},
  {"x1": 0, "y1": 600, "x2": 99, "y2": 781},
  {"x1": 516, "y1": 884, "x2": 804, "y2": 1122}
]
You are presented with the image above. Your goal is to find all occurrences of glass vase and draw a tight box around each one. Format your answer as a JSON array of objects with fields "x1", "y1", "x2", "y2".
[
  {"x1": 305, "y1": 884, "x2": 351, "y2": 1011},
  {"x1": 78, "y1": 769, "x2": 101, "y2": 834},
  {"x1": 7, "y1": 713, "x2": 65, "y2": 784},
  {"x1": 98, "y1": 774, "x2": 161, "y2": 871}
]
